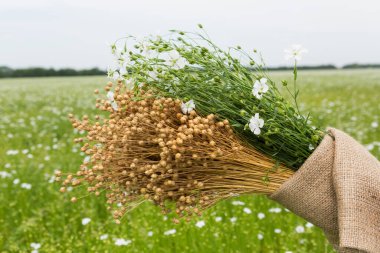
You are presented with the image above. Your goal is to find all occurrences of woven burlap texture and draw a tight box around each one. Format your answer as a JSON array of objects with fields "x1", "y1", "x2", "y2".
[{"x1": 270, "y1": 128, "x2": 380, "y2": 253}]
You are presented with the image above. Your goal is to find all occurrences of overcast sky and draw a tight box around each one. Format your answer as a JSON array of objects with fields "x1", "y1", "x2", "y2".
[{"x1": 1, "y1": 0, "x2": 379, "y2": 69}]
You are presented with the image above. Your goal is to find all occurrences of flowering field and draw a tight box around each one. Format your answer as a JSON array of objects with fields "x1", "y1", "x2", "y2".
[{"x1": 0, "y1": 69, "x2": 379, "y2": 253}]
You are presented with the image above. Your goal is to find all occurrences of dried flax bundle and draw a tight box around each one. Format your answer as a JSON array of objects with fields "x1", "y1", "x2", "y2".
[
  {"x1": 57, "y1": 81, "x2": 293, "y2": 222},
  {"x1": 58, "y1": 26, "x2": 324, "y2": 224},
  {"x1": 57, "y1": 27, "x2": 380, "y2": 252}
]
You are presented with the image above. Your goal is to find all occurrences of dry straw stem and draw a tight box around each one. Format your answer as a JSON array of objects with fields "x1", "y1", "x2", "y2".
[{"x1": 57, "y1": 81, "x2": 294, "y2": 222}]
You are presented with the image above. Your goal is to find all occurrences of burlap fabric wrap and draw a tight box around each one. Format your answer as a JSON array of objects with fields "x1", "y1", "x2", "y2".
[{"x1": 270, "y1": 128, "x2": 380, "y2": 253}]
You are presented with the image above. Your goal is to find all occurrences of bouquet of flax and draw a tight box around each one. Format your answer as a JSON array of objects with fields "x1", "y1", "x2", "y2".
[{"x1": 58, "y1": 26, "x2": 380, "y2": 252}]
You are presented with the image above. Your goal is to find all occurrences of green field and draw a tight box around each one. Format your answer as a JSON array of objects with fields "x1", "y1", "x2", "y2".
[{"x1": 0, "y1": 69, "x2": 379, "y2": 253}]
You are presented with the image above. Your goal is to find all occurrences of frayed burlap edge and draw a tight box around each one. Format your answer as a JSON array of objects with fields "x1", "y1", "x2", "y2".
[{"x1": 270, "y1": 128, "x2": 380, "y2": 253}]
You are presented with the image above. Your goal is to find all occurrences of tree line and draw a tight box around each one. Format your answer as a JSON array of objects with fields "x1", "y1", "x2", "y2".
[
  {"x1": 1, "y1": 64, "x2": 379, "y2": 78},
  {"x1": 0, "y1": 66, "x2": 106, "y2": 78}
]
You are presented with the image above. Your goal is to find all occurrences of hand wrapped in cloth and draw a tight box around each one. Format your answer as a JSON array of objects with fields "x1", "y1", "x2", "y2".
[{"x1": 270, "y1": 128, "x2": 380, "y2": 253}]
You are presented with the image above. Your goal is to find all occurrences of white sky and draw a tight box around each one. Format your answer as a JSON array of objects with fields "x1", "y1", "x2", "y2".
[{"x1": 1, "y1": 0, "x2": 380, "y2": 69}]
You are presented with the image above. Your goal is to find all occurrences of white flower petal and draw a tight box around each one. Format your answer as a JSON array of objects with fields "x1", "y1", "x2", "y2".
[
  {"x1": 107, "y1": 91, "x2": 114, "y2": 102},
  {"x1": 81, "y1": 218, "x2": 91, "y2": 225},
  {"x1": 258, "y1": 118, "x2": 264, "y2": 128},
  {"x1": 111, "y1": 101, "x2": 118, "y2": 111},
  {"x1": 260, "y1": 78, "x2": 267, "y2": 84}
]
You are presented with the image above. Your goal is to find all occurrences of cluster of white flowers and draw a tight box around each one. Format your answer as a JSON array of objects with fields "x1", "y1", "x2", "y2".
[
  {"x1": 247, "y1": 45, "x2": 307, "y2": 136},
  {"x1": 249, "y1": 77, "x2": 268, "y2": 136},
  {"x1": 108, "y1": 39, "x2": 188, "y2": 84}
]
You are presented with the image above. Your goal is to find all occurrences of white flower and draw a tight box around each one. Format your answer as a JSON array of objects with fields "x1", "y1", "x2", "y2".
[
  {"x1": 274, "y1": 228, "x2": 282, "y2": 234},
  {"x1": 30, "y1": 243, "x2": 41, "y2": 250},
  {"x1": 305, "y1": 222, "x2": 314, "y2": 228},
  {"x1": 166, "y1": 50, "x2": 188, "y2": 70},
  {"x1": 366, "y1": 144, "x2": 375, "y2": 151},
  {"x1": 308, "y1": 144, "x2": 315, "y2": 150},
  {"x1": 111, "y1": 101, "x2": 118, "y2": 111},
  {"x1": 107, "y1": 67, "x2": 121, "y2": 80},
  {"x1": 0, "y1": 171, "x2": 11, "y2": 178},
  {"x1": 243, "y1": 207, "x2": 252, "y2": 214},
  {"x1": 100, "y1": 234, "x2": 108, "y2": 240},
  {"x1": 252, "y1": 78, "x2": 269, "y2": 99},
  {"x1": 141, "y1": 41, "x2": 157, "y2": 59},
  {"x1": 249, "y1": 113, "x2": 264, "y2": 135},
  {"x1": 195, "y1": 220, "x2": 205, "y2": 228},
  {"x1": 6, "y1": 150, "x2": 19, "y2": 155},
  {"x1": 164, "y1": 229, "x2": 176, "y2": 235},
  {"x1": 295, "y1": 225, "x2": 305, "y2": 233},
  {"x1": 81, "y1": 217, "x2": 91, "y2": 225},
  {"x1": 269, "y1": 207, "x2": 282, "y2": 213},
  {"x1": 257, "y1": 212, "x2": 265, "y2": 219},
  {"x1": 181, "y1": 100, "x2": 195, "y2": 114},
  {"x1": 284, "y1": 45, "x2": 308, "y2": 61},
  {"x1": 231, "y1": 200, "x2": 245, "y2": 206},
  {"x1": 107, "y1": 91, "x2": 114, "y2": 102},
  {"x1": 83, "y1": 156, "x2": 91, "y2": 164},
  {"x1": 215, "y1": 216, "x2": 222, "y2": 222},
  {"x1": 13, "y1": 178, "x2": 20, "y2": 185},
  {"x1": 371, "y1": 121, "x2": 378, "y2": 128},
  {"x1": 257, "y1": 233, "x2": 264, "y2": 240},
  {"x1": 147, "y1": 231, "x2": 153, "y2": 237},
  {"x1": 5, "y1": 163, "x2": 11, "y2": 169},
  {"x1": 125, "y1": 78, "x2": 134, "y2": 88},
  {"x1": 230, "y1": 217, "x2": 237, "y2": 223},
  {"x1": 114, "y1": 238, "x2": 131, "y2": 246},
  {"x1": 21, "y1": 183, "x2": 32, "y2": 190},
  {"x1": 119, "y1": 66, "x2": 128, "y2": 77}
]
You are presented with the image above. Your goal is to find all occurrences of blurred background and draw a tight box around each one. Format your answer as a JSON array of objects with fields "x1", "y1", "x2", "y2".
[{"x1": 0, "y1": 1, "x2": 379, "y2": 252}]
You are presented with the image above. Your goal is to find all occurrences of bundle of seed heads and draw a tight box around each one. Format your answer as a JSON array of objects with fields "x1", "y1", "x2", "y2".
[{"x1": 57, "y1": 81, "x2": 294, "y2": 223}]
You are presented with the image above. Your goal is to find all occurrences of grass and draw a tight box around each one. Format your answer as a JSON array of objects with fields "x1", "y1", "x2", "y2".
[{"x1": 0, "y1": 69, "x2": 379, "y2": 253}]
